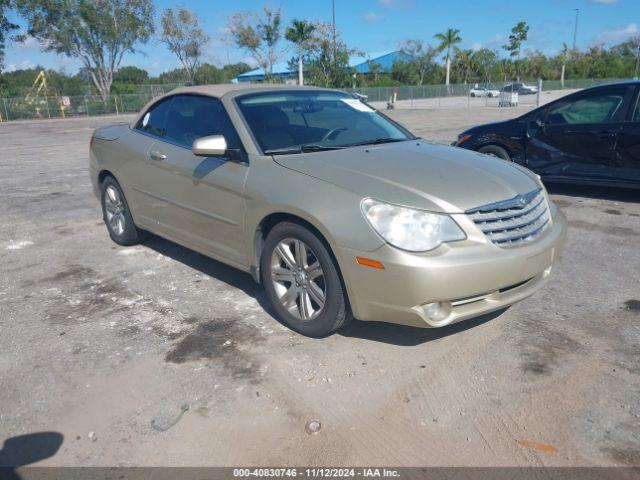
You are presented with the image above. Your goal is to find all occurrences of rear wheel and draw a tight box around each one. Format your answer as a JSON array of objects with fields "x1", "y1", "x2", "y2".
[
  {"x1": 261, "y1": 222, "x2": 350, "y2": 337},
  {"x1": 100, "y1": 176, "x2": 146, "y2": 246},
  {"x1": 478, "y1": 145, "x2": 511, "y2": 162}
]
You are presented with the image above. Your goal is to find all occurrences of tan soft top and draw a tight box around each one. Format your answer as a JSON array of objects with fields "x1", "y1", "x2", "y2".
[{"x1": 129, "y1": 83, "x2": 329, "y2": 128}]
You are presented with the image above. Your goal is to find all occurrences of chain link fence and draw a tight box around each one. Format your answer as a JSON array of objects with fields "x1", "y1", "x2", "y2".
[
  {"x1": 347, "y1": 78, "x2": 630, "y2": 110},
  {"x1": 0, "y1": 78, "x2": 631, "y2": 122}
]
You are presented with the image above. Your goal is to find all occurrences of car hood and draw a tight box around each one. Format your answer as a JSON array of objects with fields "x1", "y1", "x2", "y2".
[
  {"x1": 463, "y1": 120, "x2": 511, "y2": 135},
  {"x1": 273, "y1": 140, "x2": 540, "y2": 213}
]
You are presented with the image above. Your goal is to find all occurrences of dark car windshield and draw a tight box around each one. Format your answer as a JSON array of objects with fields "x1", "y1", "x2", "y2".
[{"x1": 236, "y1": 90, "x2": 413, "y2": 154}]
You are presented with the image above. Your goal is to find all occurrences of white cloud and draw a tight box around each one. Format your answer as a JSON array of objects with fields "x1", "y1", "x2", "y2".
[
  {"x1": 378, "y1": 0, "x2": 394, "y2": 5},
  {"x1": 12, "y1": 35, "x2": 49, "y2": 52},
  {"x1": 589, "y1": 0, "x2": 618, "y2": 4},
  {"x1": 363, "y1": 11, "x2": 384, "y2": 22},
  {"x1": 471, "y1": 34, "x2": 505, "y2": 51},
  {"x1": 593, "y1": 23, "x2": 638, "y2": 45},
  {"x1": 2, "y1": 59, "x2": 37, "y2": 72}
]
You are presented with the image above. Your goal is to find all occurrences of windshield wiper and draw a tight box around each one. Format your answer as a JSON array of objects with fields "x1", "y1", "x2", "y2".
[
  {"x1": 346, "y1": 137, "x2": 409, "y2": 148},
  {"x1": 265, "y1": 144, "x2": 346, "y2": 155}
]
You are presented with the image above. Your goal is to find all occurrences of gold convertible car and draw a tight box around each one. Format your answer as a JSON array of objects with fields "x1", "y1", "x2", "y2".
[{"x1": 90, "y1": 84, "x2": 566, "y2": 337}]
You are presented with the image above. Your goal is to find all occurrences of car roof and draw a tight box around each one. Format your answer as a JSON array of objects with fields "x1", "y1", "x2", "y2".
[
  {"x1": 168, "y1": 83, "x2": 331, "y2": 98},
  {"x1": 129, "y1": 83, "x2": 335, "y2": 128},
  {"x1": 584, "y1": 79, "x2": 640, "y2": 89}
]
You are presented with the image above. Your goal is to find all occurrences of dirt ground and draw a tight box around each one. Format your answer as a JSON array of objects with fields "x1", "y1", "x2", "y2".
[{"x1": 1, "y1": 103, "x2": 639, "y2": 468}]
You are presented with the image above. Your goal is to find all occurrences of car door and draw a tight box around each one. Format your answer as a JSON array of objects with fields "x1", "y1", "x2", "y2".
[
  {"x1": 525, "y1": 85, "x2": 634, "y2": 181},
  {"x1": 135, "y1": 94, "x2": 249, "y2": 265},
  {"x1": 615, "y1": 87, "x2": 640, "y2": 185},
  {"x1": 125, "y1": 96, "x2": 174, "y2": 226}
]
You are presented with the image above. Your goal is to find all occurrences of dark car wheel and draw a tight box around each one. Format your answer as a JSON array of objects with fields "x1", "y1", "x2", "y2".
[
  {"x1": 261, "y1": 221, "x2": 351, "y2": 337},
  {"x1": 100, "y1": 176, "x2": 146, "y2": 246},
  {"x1": 478, "y1": 145, "x2": 511, "y2": 162}
]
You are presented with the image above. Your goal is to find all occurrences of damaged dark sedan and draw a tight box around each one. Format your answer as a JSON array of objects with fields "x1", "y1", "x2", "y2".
[{"x1": 454, "y1": 81, "x2": 640, "y2": 189}]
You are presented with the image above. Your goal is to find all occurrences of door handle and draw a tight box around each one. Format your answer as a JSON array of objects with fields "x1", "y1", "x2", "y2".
[{"x1": 149, "y1": 150, "x2": 166, "y2": 161}]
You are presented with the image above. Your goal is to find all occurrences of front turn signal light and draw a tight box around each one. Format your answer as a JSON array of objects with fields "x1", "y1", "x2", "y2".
[{"x1": 356, "y1": 257, "x2": 385, "y2": 270}]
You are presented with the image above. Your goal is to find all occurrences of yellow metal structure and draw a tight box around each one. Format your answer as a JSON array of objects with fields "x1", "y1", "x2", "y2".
[{"x1": 24, "y1": 70, "x2": 48, "y2": 102}]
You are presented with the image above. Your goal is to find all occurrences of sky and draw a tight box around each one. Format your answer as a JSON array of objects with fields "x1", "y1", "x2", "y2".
[{"x1": 2, "y1": 0, "x2": 639, "y2": 74}]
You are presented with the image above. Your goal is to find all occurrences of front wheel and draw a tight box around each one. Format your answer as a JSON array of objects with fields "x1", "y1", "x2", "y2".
[
  {"x1": 261, "y1": 222, "x2": 350, "y2": 337},
  {"x1": 478, "y1": 145, "x2": 512, "y2": 162},
  {"x1": 100, "y1": 176, "x2": 146, "y2": 246}
]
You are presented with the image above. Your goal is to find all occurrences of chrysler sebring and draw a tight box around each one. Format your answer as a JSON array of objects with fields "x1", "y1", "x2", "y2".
[{"x1": 90, "y1": 85, "x2": 566, "y2": 337}]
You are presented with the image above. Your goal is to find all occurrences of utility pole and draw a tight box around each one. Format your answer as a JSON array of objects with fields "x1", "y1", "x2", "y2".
[
  {"x1": 332, "y1": 0, "x2": 337, "y2": 64},
  {"x1": 572, "y1": 9, "x2": 579, "y2": 51}
]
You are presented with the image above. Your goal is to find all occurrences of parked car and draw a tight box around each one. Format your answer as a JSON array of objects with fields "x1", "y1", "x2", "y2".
[
  {"x1": 90, "y1": 85, "x2": 566, "y2": 337},
  {"x1": 454, "y1": 81, "x2": 640, "y2": 189},
  {"x1": 501, "y1": 82, "x2": 538, "y2": 95},
  {"x1": 469, "y1": 85, "x2": 500, "y2": 98}
]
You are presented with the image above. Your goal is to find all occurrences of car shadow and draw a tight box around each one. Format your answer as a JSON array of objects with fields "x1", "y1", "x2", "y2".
[
  {"x1": 0, "y1": 431, "x2": 64, "y2": 479},
  {"x1": 338, "y1": 308, "x2": 507, "y2": 346},
  {"x1": 545, "y1": 182, "x2": 640, "y2": 203},
  {"x1": 142, "y1": 233, "x2": 277, "y2": 319},
  {"x1": 143, "y1": 234, "x2": 508, "y2": 345}
]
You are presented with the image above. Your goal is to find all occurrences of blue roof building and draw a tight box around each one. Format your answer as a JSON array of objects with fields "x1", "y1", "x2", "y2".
[{"x1": 233, "y1": 50, "x2": 413, "y2": 83}]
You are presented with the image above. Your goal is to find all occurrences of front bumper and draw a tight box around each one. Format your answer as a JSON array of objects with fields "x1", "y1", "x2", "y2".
[{"x1": 336, "y1": 208, "x2": 567, "y2": 328}]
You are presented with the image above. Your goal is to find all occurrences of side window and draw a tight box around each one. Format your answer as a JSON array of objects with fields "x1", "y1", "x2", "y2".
[
  {"x1": 136, "y1": 98, "x2": 172, "y2": 137},
  {"x1": 546, "y1": 87, "x2": 632, "y2": 126},
  {"x1": 633, "y1": 94, "x2": 640, "y2": 122},
  {"x1": 163, "y1": 95, "x2": 242, "y2": 149}
]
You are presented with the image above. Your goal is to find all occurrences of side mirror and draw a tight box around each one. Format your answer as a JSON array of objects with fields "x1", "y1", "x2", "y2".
[{"x1": 192, "y1": 135, "x2": 227, "y2": 157}]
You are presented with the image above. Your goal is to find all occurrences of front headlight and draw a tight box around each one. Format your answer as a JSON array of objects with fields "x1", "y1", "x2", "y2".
[{"x1": 361, "y1": 199, "x2": 466, "y2": 252}]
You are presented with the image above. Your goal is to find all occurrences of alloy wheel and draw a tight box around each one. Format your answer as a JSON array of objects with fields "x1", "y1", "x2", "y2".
[
  {"x1": 270, "y1": 238, "x2": 326, "y2": 321},
  {"x1": 104, "y1": 185, "x2": 126, "y2": 236}
]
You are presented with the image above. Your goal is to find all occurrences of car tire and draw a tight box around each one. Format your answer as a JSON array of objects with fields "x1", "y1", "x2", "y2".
[
  {"x1": 470, "y1": 93, "x2": 476, "y2": 98},
  {"x1": 478, "y1": 145, "x2": 511, "y2": 162},
  {"x1": 261, "y1": 221, "x2": 351, "y2": 337},
  {"x1": 100, "y1": 176, "x2": 146, "y2": 246}
]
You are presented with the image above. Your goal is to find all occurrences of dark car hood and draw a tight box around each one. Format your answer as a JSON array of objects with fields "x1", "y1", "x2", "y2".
[
  {"x1": 274, "y1": 140, "x2": 540, "y2": 213},
  {"x1": 462, "y1": 119, "x2": 514, "y2": 135}
]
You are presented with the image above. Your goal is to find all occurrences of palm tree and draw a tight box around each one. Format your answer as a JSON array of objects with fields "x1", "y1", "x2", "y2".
[
  {"x1": 434, "y1": 28, "x2": 462, "y2": 91},
  {"x1": 453, "y1": 47, "x2": 476, "y2": 85},
  {"x1": 285, "y1": 19, "x2": 316, "y2": 85},
  {"x1": 560, "y1": 42, "x2": 570, "y2": 89}
]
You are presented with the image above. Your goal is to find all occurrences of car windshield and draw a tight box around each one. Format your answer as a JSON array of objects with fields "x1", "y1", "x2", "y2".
[{"x1": 236, "y1": 90, "x2": 414, "y2": 154}]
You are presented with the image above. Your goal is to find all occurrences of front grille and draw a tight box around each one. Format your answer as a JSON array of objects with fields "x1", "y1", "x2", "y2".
[{"x1": 466, "y1": 189, "x2": 550, "y2": 248}]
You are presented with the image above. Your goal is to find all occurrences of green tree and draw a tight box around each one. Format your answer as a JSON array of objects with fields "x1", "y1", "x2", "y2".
[
  {"x1": 15, "y1": 0, "x2": 154, "y2": 101},
  {"x1": 112, "y1": 66, "x2": 149, "y2": 93},
  {"x1": 400, "y1": 39, "x2": 437, "y2": 85},
  {"x1": 471, "y1": 48, "x2": 498, "y2": 84},
  {"x1": 0, "y1": 0, "x2": 18, "y2": 69},
  {"x1": 160, "y1": 8, "x2": 209, "y2": 85},
  {"x1": 285, "y1": 19, "x2": 315, "y2": 85},
  {"x1": 434, "y1": 28, "x2": 461, "y2": 91},
  {"x1": 228, "y1": 6, "x2": 282, "y2": 80},
  {"x1": 220, "y1": 62, "x2": 252, "y2": 82},
  {"x1": 452, "y1": 47, "x2": 476, "y2": 84},
  {"x1": 305, "y1": 22, "x2": 359, "y2": 88},
  {"x1": 503, "y1": 21, "x2": 529, "y2": 80}
]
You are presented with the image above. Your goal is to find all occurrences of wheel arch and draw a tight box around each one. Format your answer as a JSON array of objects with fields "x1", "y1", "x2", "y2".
[
  {"x1": 252, "y1": 212, "x2": 339, "y2": 281},
  {"x1": 98, "y1": 169, "x2": 117, "y2": 185},
  {"x1": 476, "y1": 142, "x2": 513, "y2": 160}
]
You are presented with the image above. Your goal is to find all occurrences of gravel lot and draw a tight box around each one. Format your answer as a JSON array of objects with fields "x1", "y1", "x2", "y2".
[{"x1": 1, "y1": 102, "x2": 639, "y2": 468}]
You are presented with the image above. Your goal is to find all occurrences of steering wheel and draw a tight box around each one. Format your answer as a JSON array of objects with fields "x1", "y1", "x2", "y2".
[{"x1": 321, "y1": 127, "x2": 347, "y2": 142}]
